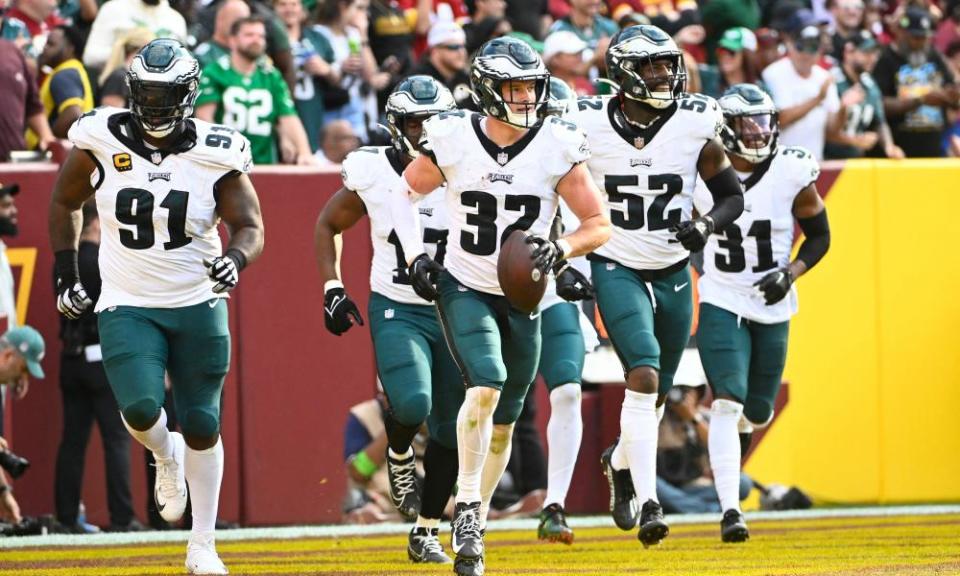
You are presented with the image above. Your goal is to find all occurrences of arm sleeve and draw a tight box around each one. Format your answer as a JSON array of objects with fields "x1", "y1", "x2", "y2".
[
  {"x1": 703, "y1": 165, "x2": 745, "y2": 230},
  {"x1": 50, "y1": 69, "x2": 86, "y2": 112},
  {"x1": 795, "y1": 209, "x2": 830, "y2": 270}
]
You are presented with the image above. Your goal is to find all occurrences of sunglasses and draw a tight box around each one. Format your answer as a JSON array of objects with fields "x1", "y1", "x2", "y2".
[{"x1": 439, "y1": 44, "x2": 466, "y2": 51}]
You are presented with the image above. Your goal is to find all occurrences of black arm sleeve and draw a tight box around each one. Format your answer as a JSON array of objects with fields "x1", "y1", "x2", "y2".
[
  {"x1": 796, "y1": 209, "x2": 831, "y2": 270},
  {"x1": 703, "y1": 165, "x2": 745, "y2": 230}
]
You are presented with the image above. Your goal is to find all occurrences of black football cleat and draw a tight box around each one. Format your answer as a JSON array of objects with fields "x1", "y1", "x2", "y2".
[
  {"x1": 637, "y1": 499, "x2": 669, "y2": 548},
  {"x1": 720, "y1": 509, "x2": 750, "y2": 543},
  {"x1": 601, "y1": 442, "x2": 639, "y2": 530},
  {"x1": 537, "y1": 503, "x2": 574, "y2": 544},
  {"x1": 453, "y1": 553, "x2": 484, "y2": 576},
  {"x1": 386, "y1": 449, "x2": 421, "y2": 521},
  {"x1": 408, "y1": 526, "x2": 453, "y2": 563}
]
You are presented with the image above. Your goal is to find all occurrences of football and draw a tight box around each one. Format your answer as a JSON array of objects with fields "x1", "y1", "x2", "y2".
[{"x1": 497, "y1": 229, "x2": 547, "y2": 313}]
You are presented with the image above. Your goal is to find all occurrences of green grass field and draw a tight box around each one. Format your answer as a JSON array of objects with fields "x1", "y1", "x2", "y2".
[{"x1": 1, "y1": 511, "x2": 958, "y2": 575}]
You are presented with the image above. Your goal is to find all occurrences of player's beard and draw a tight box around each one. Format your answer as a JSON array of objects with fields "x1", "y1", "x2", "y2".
[{"x1": 0, "y1": 216, "x2": 18, "y2": 237}]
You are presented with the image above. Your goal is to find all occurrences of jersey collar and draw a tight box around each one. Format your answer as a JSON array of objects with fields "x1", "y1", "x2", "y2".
[
  {"x1": 607, "y1": 97, "x2": 677, "y2": 151},
  {"x1": 470, "y1": 113, "x2": 541, "y2": 167},
  {"x1": 108, "y1": 112, "x2": 198, "y2": 165},
  {"x1": 741, "y1": 152, "x2": 775, "y2": 191},
  {"x1": 385, "y1": 147, "x2": 407, "y2": 176}
]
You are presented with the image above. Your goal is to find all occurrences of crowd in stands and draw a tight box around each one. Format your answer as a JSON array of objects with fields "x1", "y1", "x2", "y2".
[{"x1": 0, "y1": 0, "x2": 956, "y2": 164}]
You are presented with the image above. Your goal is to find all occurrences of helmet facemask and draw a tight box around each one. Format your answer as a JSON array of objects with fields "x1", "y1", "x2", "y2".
[
  {"x1": 383, "y1": 75, "x2": 456, "y2": 158},
  {"x1": 476, "y1": 75, "x2": 550, "y2": 128},
  {"x1": 127, "y1": 77, "x2": 199, "y2": 138},
  {"x1": 470, "y1": 37, "x2": 551, "y2": 129},
  {"x1": 615, "y1": 52, "x2": 686, "y2": 109},
  {"x1": 722, "y1": 112, "x2": 779, "y2": 164}
]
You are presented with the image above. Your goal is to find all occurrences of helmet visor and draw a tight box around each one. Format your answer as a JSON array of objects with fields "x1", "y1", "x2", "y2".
[
  {"x1": 129, "y1": 79, "x2": 194, "y2": 130},
  {"x1": 731, "y1": 113, "x2": 776, "y2": 150}
]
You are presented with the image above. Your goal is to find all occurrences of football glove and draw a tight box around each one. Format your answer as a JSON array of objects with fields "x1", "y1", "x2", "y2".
[
  {"x1": 56, "y1": 280, "x2": 92, "y2": 320},
  {"x1": 526, "y1": 235, "x2": 563, "y2": 278},
  {"x1": 324, "y1": 286, "x2": 364, "y2": 335},
  {"x1": 672, "y1": 216, "x2": 715, "y2": 252},
  {"x1": 754, "y1": 267, "x2": 793, "y2": 305},
  {"x1": 204, "y1": 252, "x2": 243, "y2": 294},
  {"x1": 554, "y1": 262, "x2": 594, "y2": 301},
  {"x1": 409, "y1": 253, "x2": 444, "y2": 302}
]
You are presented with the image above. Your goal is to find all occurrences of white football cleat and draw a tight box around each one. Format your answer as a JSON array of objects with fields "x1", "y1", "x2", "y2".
[
  {"x1": 185, "y1": 532, "x2": 228, "y2": 575},
  {"x1": 155, "y1": 431, "x2": 188, "y2": 523}
]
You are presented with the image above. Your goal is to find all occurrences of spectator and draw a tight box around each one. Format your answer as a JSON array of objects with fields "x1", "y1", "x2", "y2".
[
  {"x1": 0, "y1": 14, "x2": 34, "y2": 61},
  {"x1": 4, "y1": 0, "x2": 65, "y2": 58},
  {"x1": 314, "y1": 0, "x2": 389, "y2": 142},
  {"x1": 0, "y1": 183, "x2": 19, "y2": 336},
  {"x1": 873, "y1": 6, "x2": 959, "y2": 157},
  {"x1": 505, "y1": 0, "x2": 551, "y2": 40},
  {"x1": 464, "y1": 15, "x2": 512, "y2": 56},
  {"x1": 0, "y1": 39, "x2": 55, "y2": 161},
  {"x1": 196, "y1": 16, "x2": 315, "y2": 165},
  {"x1": 542, "y1": 30, "x2": 593, "y2": 96},
  {"x1": 367, "y1": 0, "x2": 415, "y2": 110},
  {"x1": 699, "y1": 27, "x2": 760, "y2": 98},
  {"x1": 56, "y1": 0, "x2": 98, "y2": 41},
  {"x1": 54, "y1": 202, "x2": 139, "y2": 534},
  {"x1": 825, "y1": 29, "x2": 904, "y2": 158},
  {"x1": 97, "y1": 28, "x2": 155, "y2": 107},
  {"x1": 463, "y1": 0, "x2": 507, "y2": 52},
  {"x1": 0, "y1": 435, "x2": 21, "y2": 524},
  {"x1": 609, "y1": 1, "x2": 704, "y2": 62},
  {"x1": 193, "y1": 0, "x2": 251, "y2": 67},
  {"x1": 700, "y1": 0, "x2": 761, "y2": 64},
  {"x1": 410, "y1": 21, "x2": 472, "y2": 108},
  {"x1": 656, "y1": 384, "x2": 753, "y2": 515},
  {"x1": 191, "y1": 0, "x2": 297, "y2": 91},
  {"x1": 755, "y1": 27, "x2": 784, "y2": 72},
  {"x1": 934, "y1": 0, "x2": 960, "y2": 53},
  {"x1": 401, "y1": 0, "x2": 469, "y2": 58},
  {"x1": 313, "y1": 118, "x2": 359, "y2": 164},
  {"x1": 762, "y1": 24, "x2": 841, "y2": 160},
  {"x1": 547, "y1": 0, "x2": 616, "y2": 72},
  {"x1": 828, "y1": 0, "x2": 866, "y2": 61},
  {"x1": 82, "y1": 0, "x2": 187, "y2": 70},
  {"x1": 29, "y1": 25, "x2": 92, "y2": 148}
]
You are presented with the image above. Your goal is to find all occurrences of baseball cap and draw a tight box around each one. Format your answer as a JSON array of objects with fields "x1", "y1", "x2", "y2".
[
  {"x1": 900, "y1": 6, "x2": 933, "y2": 37},
  {"x1": 427, "y1": 21, "x2": 466, "y2": 49},
  {"x1": 0, "y1": 182, "x2": 20, "y2": 198},
  {"x1": 543, "y1": 30, "x2": 588, "y2": 62},
  {"x1": 850, "y1": 28, "x2": 879, "y2": 51},
  {"x1": 718, "y1": 27, "x2": 758, "y2": 52},
  {"x1": 4, "y1": 326, "x2": 45, "y2": 378},
  {"x1": 793, "y1": 25, "x2": 823, "y2": 53}
]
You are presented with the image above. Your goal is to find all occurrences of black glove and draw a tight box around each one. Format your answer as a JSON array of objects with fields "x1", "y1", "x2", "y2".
[
  {"x1": 672, "y1": 216, "x2": 715, "y2": 252},
  {"x1": 324, "y1": 286, "x2": 364, "y2": 335},
  {"x1": 409, "y1": 253, "x2": 444, "y2": 302},
  {"x1": 753, "y1": 267, "x2": 793, "y2": 305},
  {"x1": 56, "y1": 279, "x2": 92, "y2": 320},
  {"x1": 204, "y1": 250, "x2": 245, "y2": 293},
  {"x1": 554, "y1": 262, "x2": 594, "y2": 301},
  {"x1": 525, "y1": 235, "x2": 563, "y2": 278}
]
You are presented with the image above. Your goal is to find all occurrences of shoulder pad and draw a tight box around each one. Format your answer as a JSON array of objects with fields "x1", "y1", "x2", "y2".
[
  {"x1": 191, "y1": 121, "x2": 253, "y2": 174},
  {"x1": 422, "y1": 110, "x2": 469, "y2": 167},
  {"x1": 340, "y1": 146, "x2": 384, "y2": 192},
  {"x1": 68, "y1": 106, "x2": 123, "y2": 150},
  {"x1": 543, "y1": 115, "x2": 590, "y2": 173},
  {"x1": 779, "y1": 146, "x2": 820, "y2": 189},
  {"x1": 677, "y1": 93, "x2": 724, "y2": 139}
]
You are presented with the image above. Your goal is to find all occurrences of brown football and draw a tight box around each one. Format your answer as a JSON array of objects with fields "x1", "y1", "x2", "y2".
[{"x1": 497, "y1": 229, "x2": 547, "y2": 313}]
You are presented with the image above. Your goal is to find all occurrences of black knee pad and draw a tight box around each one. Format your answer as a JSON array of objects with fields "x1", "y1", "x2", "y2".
[
  {"x1": 179, "y1": 408, "x2": 220, "y2": 438},
  {"x1": 122, "y1": 399, "x2": 161, "y2": 430},
  {"x1": 391, "y1": 391, "x2": 431, "y2": 426}
]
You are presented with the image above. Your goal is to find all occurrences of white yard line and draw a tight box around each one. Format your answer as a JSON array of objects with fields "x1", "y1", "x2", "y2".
[{"x1": 3, "y1": 504, "x2": 959, "y2": 549}]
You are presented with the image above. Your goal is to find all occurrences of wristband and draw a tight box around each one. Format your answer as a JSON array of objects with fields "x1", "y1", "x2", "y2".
[
  {"x1": 225, "y1": 248, "x2": 247, "y2": 271},
  {"x1": 324, "y1": 279, "x2": 344, "y2": 292},
  {"x1": 555, "y1": 239, "x2": 572, "y2": 260},
  {"x1": 55, "y1": 250, "x2": 80, "y2": 285},
  {"x1": 351, "y1": 450, "x2": 378, "y2": 478}
]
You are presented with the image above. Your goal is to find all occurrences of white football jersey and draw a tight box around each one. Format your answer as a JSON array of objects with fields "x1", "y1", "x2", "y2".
[
  {"x1": 566, "y1": 93, "x2": 723, "y2": 271},
  {"x1": 541, "y1": 199, "x2": 590, "y2": 310},
  {"x1": 422, "y1": 110, "x2": 590, "y2": 295},
  {"x1": 693, "y1": 145, "x2": 820, "y2": 324},
  {"x1": 68, "y1": 107, "x2": 252, "y2": 311},
  {"x1": 341, "y1": 146, "x2": 447, "y2": 305}
]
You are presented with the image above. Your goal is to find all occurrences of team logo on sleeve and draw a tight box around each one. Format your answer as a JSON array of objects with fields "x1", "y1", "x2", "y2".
[{"x1": 112, "y1": 153, "x2": 132, "y2": 172}]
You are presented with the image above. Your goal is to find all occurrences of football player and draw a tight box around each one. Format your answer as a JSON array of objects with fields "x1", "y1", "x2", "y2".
[
  {"x1": 389, "y1": 37, "x2": 610, "y2": 576},
  {"x1": 535, "y1": 75, "x2": 596, "y2": 545},
  {"x1": 564, "y1": 25, "x2": 744, "y2": 546},
  {"x1": 314, "y1": 75, "x2": 463, "y2": 564},
  {"x1": 693, "y1": 83, "x2": 830, "y2": 542},
  {"x1": 49, "y1": 40, "x2": 264, "y2": 575}
]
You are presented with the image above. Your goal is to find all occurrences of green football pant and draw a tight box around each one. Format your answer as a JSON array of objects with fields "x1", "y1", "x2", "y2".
[
  {"x1": 539, "y1": 302, "x2": 584, "y2": 390},
  {"x1": 98, "y1": 299, "x2": 230, "y2": 438},
  {"x1": 591, "y1": 260, "x2": 693, "y2": 394},
  {"x1": 435, "y1": 271, "x2": 541, "y2": 425},
  {"x1": 696, "y1": 303, "x2": 790, "y2": 425},
  {"x1": 368, "y1": 292, "x2": 464, "y2": 450}
]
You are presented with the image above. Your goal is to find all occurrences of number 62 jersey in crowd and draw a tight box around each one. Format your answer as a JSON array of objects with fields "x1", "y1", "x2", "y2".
[{"x1": 68, "y1": 107, "x2": 252, "y2": 312}]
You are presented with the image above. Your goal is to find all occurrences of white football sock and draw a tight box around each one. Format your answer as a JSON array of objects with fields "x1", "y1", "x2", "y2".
[
  {"x1": 122, "y1": 408, "x2": 172, "y2": 460},
  {"x1": 455, "y1": 386, "x2": 499, "y2": 503},
  {"x1": 388, "y1": 447, "x2": 414, "y2": 460},
  {"x1": 709, "y1": 399, "x2": 744, "y2": 513},
  {"x1": 185, "y1": 437, "x2": 224, "y2": 534},
  {"x1": 479, "y1": 423, "x2": 514, "y2": 529},
  {"x1": 544, "y1": 384, "x2": 582, "y2": 509},
  {"x1": 619, "y1": 390, "x2": 659, "y2": 504}
]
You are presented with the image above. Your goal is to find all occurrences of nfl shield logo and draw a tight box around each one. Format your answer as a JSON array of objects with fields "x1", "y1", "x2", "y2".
[
  {"x1": 497, "y1": 152, "x2": 508, "y2": 165},
  {"x1": 633, "y1": 136, "x2": 645, "y2": 150},
  {"x1": 151, "y1": 151, "x2": 162, "y2": 164}
]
